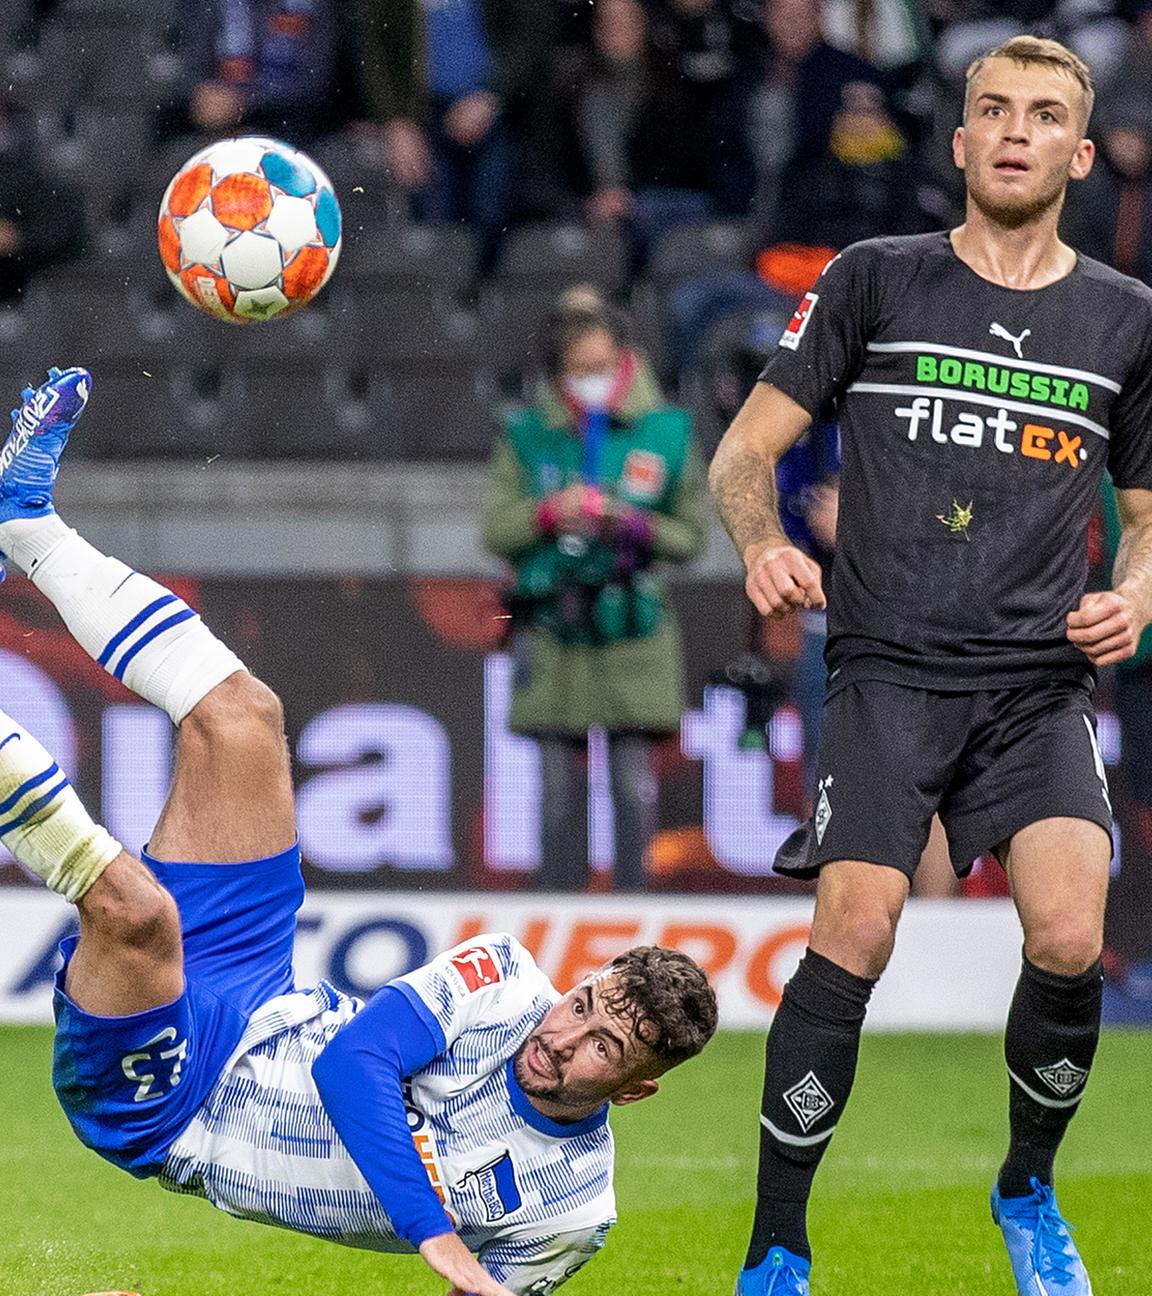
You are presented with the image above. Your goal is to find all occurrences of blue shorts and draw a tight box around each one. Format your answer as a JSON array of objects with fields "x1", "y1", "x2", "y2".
[{"x1": 52, "y1": 842, "x2": 303, "y2": 1178}]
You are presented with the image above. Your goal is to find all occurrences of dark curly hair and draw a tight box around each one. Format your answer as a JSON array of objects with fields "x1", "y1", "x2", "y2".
[{"x1": 600, "y1": 946, "x2": 719, "y2": 1073}]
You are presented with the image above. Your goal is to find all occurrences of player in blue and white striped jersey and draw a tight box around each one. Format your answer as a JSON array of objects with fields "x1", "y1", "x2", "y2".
[{"x1": 0, "y1": 368, "x2": 719, "y2": 1296}]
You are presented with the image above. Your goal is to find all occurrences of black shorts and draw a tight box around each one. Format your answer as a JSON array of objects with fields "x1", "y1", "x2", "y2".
[{"x1": 774, "y1": 677, "x2": 1113, "y2": 881}]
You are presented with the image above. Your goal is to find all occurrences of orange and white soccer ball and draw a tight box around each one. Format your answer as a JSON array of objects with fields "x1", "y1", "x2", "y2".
[{"x1": 158, "y1": 136, "x2": 342, "y2": 323}]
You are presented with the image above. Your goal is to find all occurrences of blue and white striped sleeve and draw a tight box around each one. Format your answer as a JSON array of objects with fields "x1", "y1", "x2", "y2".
[
  {"x1": 478, "y1": 1223, "x2": 613, "y2": 1295},
  {"x1": 388, "y1": 933, "x2": 540, "y2": 1050}
]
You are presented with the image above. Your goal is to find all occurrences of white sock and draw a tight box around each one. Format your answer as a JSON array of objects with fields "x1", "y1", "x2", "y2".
[
  {"x1": 0, "y1": 516, "x2": 245, "y2": 725},
  {"x1": 0, "y1": 714, "x2": 122, "y2": 902}
]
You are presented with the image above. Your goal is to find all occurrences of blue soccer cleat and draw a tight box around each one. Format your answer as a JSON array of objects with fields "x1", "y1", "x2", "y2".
[
  {"x1": 991, "y1": 1178, "x2": 1093, "y2": 1295},
  {"x1": 735, "y1": 1247, "x2": 811, "y2": 1296},
  {"x1": 0, "y1": 367, "x2": 91, "y2": 579}
]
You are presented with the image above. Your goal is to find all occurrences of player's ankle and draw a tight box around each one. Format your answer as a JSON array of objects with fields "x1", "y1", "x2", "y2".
[{"x1": 0, "y1": 512, "x2": 72, "y2": 575}]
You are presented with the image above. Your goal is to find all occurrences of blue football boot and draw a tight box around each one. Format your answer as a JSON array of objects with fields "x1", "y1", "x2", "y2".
[
  {"x1": 0, "y1": 367, "x2": 91, "y2": 579},
  {"x1": 735, "y1": 1247, "x2": 811, "y2": 1295},
  {"x1": 991, "y1": 1178, "x2": 1093, "y2": 1295}
]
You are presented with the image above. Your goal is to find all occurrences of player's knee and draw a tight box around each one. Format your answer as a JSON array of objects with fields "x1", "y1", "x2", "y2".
[
  {"x1": 185, "y1": 672, "x2": 285, "y2": 748},
  {"x1": 1026, "y1": 918, "x2": 1103, "y2": 976},
  {"x1": 812, "y1": 908, "x2": 898, "y2": 978},
  {"x1": 99, "y1": 883, "x2": 181, "y2": 958}
]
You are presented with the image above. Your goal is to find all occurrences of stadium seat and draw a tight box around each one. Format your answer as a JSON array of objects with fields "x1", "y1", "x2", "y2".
[
  {"x1": 335, "y1": 290, "x2": 488, "y2": 367},
  {"x1": 308, "y1": 132, "x2": 409, "y2": 232},
  {"x1": 42, "y1": 106, "x2": 152, "y2": 234},
  {"x1": 494, "y1": 222, "x2": 628, "y2": 293},
  {"x1": 644, "y1": 222, "x2": 754, "y2": 289},
  {"x1": 387, "y1": 364, "x2": 503, "y2": 461},
  {"x1": 0, "y1": 1, "x2": 32, "y2": 42},
  {"x1": 339, "y1": 224, "x2": 480, "y2": 298},
  {"x1": 21, "y1": 268, "x2": 149, "y2": 363},
  {"x1": 75, "y1": 363, "x2": 249, "y2": 461},
  {"x1": 476, "y1": 287, "x2": 556, "y2": 378},
  {"x1": 37, "y1": 15, "x2": 161, "y2": 104},
  {"x1": 230, "y1": 365, "x2": 340, "y2": 460}
]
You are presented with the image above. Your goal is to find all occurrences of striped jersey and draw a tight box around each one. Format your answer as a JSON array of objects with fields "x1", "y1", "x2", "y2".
[{"x1": 159, "y1": 934, "x2": 616, "y2": 1294}]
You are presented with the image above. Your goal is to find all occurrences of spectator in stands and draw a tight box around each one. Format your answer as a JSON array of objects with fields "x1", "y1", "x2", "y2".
[
  {"x1": 170, "y1": 0, "x2": 339, "y2": 145},
  {"x1": 930, "y1": 0, "x2": 1131, "y2": 89},
  {"x1": 1105, "y1": 0, "x2": 1152, "y2": 119},
  {"x1": 576, "y1": 0, "x2": 648, "y2": 228},
  {"x1": 482, "y1": 290, "x2": 708, "y2": 892},
  {"x1": 574, "y1": 0, "x2": 758, "y2": 257},
  {"x1": 768, "y1": 76, "x2": 932, "y2": 247},
  {"x1": 1062, "y1": 98, "x2": 1152, "y2": 284},
  {"x1": 0, "y1": 99, "x2": 84, "y2": 303},
  {"x1": 351, "y1": 0, "x2": 550, "y2": 269},
  {"x1": 746, "y1": 0, "x2": 932, "y2": 247}
]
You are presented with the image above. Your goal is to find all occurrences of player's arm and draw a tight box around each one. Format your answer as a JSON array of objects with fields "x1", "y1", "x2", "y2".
[
  {"x1": 465, "y1": 1223, "x2": 612, "y2": 1296},
  {"x1": 311, "y1": 988, "x2": 515, "y2": 1296},
  {"x1": 709, "y1": 382, "x2": 825, "y2": 618},
  {"x1": 1067, "y1": 486, "x2": 1152, "y2": 666}
]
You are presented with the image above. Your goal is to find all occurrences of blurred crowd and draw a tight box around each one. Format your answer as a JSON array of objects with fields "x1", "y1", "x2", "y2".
[{"x1": 3, "y1": 0, "x2": 1152, "y2": 301}]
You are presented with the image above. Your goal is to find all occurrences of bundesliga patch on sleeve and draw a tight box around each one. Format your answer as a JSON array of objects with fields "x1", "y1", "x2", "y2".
[
  {"x1": 449, "y1": 946, "x2": 503, "y2": 994},
  {"x1": 779, "y1": 292, "x2": 819, "y2": 350}
]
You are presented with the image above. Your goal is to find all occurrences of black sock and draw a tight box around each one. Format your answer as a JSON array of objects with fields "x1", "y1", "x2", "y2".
[
  {"x1": 998, "y1": 955, "x2": 1103, "y2": 1198},
  {"x1": 745, "y1": 950, "x2": 875, "y2": 1268}
]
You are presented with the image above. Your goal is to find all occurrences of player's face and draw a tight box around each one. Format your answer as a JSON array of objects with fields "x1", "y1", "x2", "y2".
[
  {"x1": 953, "y1": 61, "x2": 1094, "y2": 228},
  {"x1": 513, "y1": 973, "x2": 659, "y2": 1117}
]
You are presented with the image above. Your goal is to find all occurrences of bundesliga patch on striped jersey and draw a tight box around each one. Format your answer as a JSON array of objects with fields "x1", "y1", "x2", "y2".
[
  {"x1": 779, "y1": 292, "x2": 819, "y2": 350},
  {"x1": 450, "y1": 946, "x2": 503, "y2": 994}
]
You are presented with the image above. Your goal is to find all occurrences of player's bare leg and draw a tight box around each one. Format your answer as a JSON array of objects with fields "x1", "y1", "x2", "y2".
[
  {"x1": 66, "y1": 672, "x2": 295, "y2": 1013},
  {"x1": 738, "y1": 859, "x2": 909, "y2": 1294},
  {"x1": 0, "y1": 368, "x2": 294, "y2": 1013},
  {"x1": 0, "y1": 702, "x2": 183, "y2": 1013},
  {"x1": 807, "y1": 858, "x2": 909, "y2": 979},
  {"x1": 990, "y1": 816, "x2": 1108, "y2": 1296}
]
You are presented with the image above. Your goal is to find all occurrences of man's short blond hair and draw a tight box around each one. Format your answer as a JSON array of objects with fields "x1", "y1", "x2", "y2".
[{"x1": 964, "y1": 35, "x2": 1095, "y2": 131}]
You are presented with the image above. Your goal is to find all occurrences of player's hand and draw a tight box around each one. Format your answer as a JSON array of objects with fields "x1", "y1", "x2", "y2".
[
  {"x1": 419, "y1": 1232, "x2": 515, "y2": 1296},
  {"x1": 1067, "y1": 590, "x2": 1144, "y2": 666},
  {"x1": 744, "y1": 542, "x2": 826, "y2": 619}
]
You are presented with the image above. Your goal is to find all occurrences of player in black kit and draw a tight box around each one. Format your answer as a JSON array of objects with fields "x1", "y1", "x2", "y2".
[{"x1": 710, "y1": 35, "x2": 1152, "y2": 1296}]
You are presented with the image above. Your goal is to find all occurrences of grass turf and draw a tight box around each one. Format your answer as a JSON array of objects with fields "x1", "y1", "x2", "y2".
[{"x1": 2, "y1": 1026, "x2": 1150, "y2": 1296}]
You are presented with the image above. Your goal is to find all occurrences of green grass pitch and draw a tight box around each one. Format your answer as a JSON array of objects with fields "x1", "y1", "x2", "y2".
[{"x1": 3, "y1": 1026, "x2": 1150, "y2": 1296}]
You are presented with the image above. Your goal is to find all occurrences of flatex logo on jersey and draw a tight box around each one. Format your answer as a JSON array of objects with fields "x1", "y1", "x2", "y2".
[
  {"x1": 894, "y1": 352, "x2": 1098, "y2": 468},
  {"x1": 853, "y1": 339, "x2": 1118, "y2": 471}
]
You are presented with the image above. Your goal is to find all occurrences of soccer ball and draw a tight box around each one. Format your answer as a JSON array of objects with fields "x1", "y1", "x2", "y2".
[{"x1": 157, "y1": 136, "x2": 342, "y2": 324}]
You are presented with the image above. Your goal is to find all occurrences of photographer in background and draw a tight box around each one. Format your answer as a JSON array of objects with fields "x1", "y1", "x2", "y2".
[{"x1": 482, "y1": 290, "x2": 708, "y2": 892}]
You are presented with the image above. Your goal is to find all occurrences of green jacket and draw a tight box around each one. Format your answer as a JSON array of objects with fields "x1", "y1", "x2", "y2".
[
  {"x1": 1101, "y1": 476, "x2": 1152, "y2": 667},
  {"x1": 483, "y1": 368, "x2": 709, "y2": 735}
]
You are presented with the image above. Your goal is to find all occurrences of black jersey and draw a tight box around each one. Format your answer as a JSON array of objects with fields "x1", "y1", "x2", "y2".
[{"x1": 760, "y1": 231, "x2": 1152, "y2": 692}]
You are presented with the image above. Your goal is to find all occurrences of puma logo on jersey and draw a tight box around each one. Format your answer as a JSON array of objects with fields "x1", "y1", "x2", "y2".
[{"x1": 989, "y1": 322, "x2": 1031, "y2": 359}]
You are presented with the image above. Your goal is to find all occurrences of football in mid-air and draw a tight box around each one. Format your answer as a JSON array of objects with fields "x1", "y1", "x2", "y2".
[{"x1": 157, "y1": 136, "x2": 342, "y2": 323}]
